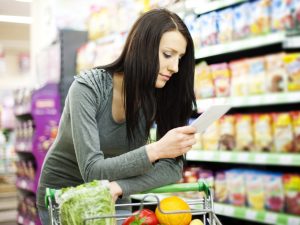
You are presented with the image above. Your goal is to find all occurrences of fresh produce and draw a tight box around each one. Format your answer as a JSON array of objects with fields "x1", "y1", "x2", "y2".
[
  {"x1": 57, "y1": 180, "x2": 116, "y2": 225},
  {"x1": 189, "y1": 219, "x2": 204, "y2": 225},
  {"x1": 155, "y1": 196, "x2": 192, "y2": 225},
  {"x1": 122, "y1": 209, "x2": 159, "y2": 225}
]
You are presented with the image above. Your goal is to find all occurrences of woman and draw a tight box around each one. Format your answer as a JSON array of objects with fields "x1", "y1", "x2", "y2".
[{"x1": 37, "y1": 8, "x2": 197, "y2": 224}]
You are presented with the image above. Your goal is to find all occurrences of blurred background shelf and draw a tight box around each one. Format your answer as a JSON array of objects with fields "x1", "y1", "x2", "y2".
[{"x1": 186, "y1": 150, "x2": 300, "y2": 166}]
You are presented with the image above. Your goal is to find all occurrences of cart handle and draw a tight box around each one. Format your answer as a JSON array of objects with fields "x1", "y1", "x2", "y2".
[{"x1": 45, "y1": 180, "x2": 210, "y2": 208}]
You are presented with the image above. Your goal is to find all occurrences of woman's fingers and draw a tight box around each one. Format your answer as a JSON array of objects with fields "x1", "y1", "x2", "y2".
[{"x1": 175, "y1": 125, "x2": 197, "y2": 134}]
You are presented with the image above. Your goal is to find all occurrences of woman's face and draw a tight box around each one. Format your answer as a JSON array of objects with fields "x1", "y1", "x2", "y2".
[{"x1": 155, "y1": 30, "x2": 187, "y2": 88}]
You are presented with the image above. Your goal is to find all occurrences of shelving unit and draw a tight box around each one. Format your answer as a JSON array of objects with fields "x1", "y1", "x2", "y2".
[
  {"x1": 196, "y1": 92, "x2": 300, "y2": 112},
  {"x1": 195, "y1": 32, "x2": 286, "y2": 60},
  {"x1": 186, "y1": 150, "x2": 300, "y2": 166}
]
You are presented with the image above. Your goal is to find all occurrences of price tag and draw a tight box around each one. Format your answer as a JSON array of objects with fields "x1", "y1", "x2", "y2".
[
  {"x1": 231, "y1": 97, "x2": 243, "y2": 106},
  {"x1": 220, "y1": 152, "x2": 231, "y2": 162},
  {"x1": 248, "y1": 96, "x2": 261, "y2": 105},
  {"x1": 279, "y1": 155, "x2": 292, "y2": 165},
  {"x1": 237, "y1": 153, "x2": 249, "y2": 162},
  {"x1": 224, "y1": 205, "x2": 234, "y2": 216},
  {"x1": 246, "y1": 209, "x2": 257, "y2": 220},
  {"x1": 202, "y1": 152, "x2": 214, "y2": 161},
  {"x1": 267, "y1": 94, "x2": 278, "y2": 104},
  {"x1": 255, "y1": 154, "x2": 267, "y2": 164},
  {"x1": 265, "y1": 212, "x2": 277, "y2": 224},
  {"x1": 214, "y1": 204, "x2": 224, "y2": 213},
  {"x1": 288, "y1": 217, "x2": 300, "y2": 225}
]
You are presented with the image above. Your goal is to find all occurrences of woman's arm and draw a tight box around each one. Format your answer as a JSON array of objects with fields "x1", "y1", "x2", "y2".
[
  {"x1": 114, "y1": 157, "x2": 184, "y2": 198},
  {"x1": 68, "y1": 81, "x2": 154, "y2": 182}
]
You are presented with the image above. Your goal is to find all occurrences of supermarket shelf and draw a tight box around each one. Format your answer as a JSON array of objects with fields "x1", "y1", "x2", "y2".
[
  {"x1": 196, "y1": 92, "x2": 300, "y2": 111},
  {"x1": 195, "y1": 32, "x2": 285, "y2": 59},
  {"x1": 186, "y1": 0, "x2": 246, "y2": 15},
  {"x1": 214, "y1": 203, "x2": 300, "y2": 225},
  {"x1": 186, "y1": 150, "x2": 300, "y2": 166},
  {"x1": 283, "y1": 35, "x2": 300, "y2": 49}
]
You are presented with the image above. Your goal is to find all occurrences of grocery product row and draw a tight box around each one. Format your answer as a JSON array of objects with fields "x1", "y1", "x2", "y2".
[
  {"x1": 182, "y1": 166, "x2": 300, "y2": 216},
  {"x1": 191, "y1": 110, "x2": 300, "y2": 153},
  {"x1": 194, "y1": 52, "x2": 300, "y2": 99},
  {"x1": 187, "y1": 0, "x2": 300, "y2": 49}
]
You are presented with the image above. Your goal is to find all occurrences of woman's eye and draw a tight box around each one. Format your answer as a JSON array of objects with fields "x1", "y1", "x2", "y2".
[{"x1": 163, "y1": 53, "x2": 172, "y2": 58}]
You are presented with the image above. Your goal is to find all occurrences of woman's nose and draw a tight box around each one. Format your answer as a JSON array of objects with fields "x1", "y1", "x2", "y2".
[{"x1": 168, "y1": 59, "x2": 179, "y2": 73}]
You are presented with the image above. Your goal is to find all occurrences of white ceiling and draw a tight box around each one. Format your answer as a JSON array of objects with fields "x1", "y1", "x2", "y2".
[{"x1": 0, "y1": 0, "x2": 31, "y2": 51}]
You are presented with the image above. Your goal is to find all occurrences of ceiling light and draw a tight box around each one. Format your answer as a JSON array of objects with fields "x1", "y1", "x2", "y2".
[{"x1": 0, "y1": 15, "x2": 32, "y2": 24}]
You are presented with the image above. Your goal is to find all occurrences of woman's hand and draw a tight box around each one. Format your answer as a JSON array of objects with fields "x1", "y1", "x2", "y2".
[
  {"x1": 146, "y1": 126, "x2": 196, "y2": 162},
  {"x1": 109, "y1": 181, "x2": 123, "y2": 202}
]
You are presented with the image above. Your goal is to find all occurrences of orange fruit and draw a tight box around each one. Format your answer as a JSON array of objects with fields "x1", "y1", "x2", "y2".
[{"x1": 155, "y1": 196, "x2": 192, "y2": 225}]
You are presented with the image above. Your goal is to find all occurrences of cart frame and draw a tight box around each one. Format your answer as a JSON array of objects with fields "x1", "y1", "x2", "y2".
[{"x1": 45, "y1": 180, "x2": 222, "y2": 225}]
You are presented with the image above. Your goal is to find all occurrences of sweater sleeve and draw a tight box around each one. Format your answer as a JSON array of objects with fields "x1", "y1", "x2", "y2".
[
  {"x1": 68, "y1": 81, "x2": 154, "y2": 182},
  {"x1": 115, "y1": 157, "x2": 184, "y2": 197}
]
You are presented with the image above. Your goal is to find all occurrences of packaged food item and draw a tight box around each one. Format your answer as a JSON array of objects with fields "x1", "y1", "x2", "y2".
[
  {"x1": 226, "y1": 169, "x2": 246, "y2": 206},
  {"x1": 232, "y1": 2, "x2": 251, "y2": 40},
  {"x1": 283, "y1": 53, "x2": 300, "y2": 92},
  {"x1": 283, "y1": 174, "x2": 300, "y2": 215},
  {"x1": 249, "y1": 0, "x2": 271, "y2": 35},
  {"x1": 202, "y1": 120, "x2": 220, "y2": 150},
  {"x1": 272, "y1": 112, "x2": 294, "y2": 152},
  {"x1": 271, "y1": 0, "x2": 294, "y2": 31},
  {"x1": 218, "y1": 115, "x2": 235, "y2": 151},
  {"x1": 229, "y1": 59, "x2": 249, "y2": 96},
  {"x1": 265, "y1": 53, "x2": 287, "y2": 93},
  {"x1": 199, "y1": 12, "x2": 218, "y2": 47},
  {"x1": 245, "y1": 171, "x2": 265, "y2": 210},
  {"x1": 235, "y1": 114, "x2": 254, "y2": 151},
  {"x1": 264, "y1": 172, "x2": 284, "y2": 212},
  {"x1": 247, "y1": 57, "x2": 267, "y2": 95},
  {"x1": 210, "y1": 63, "x2": 231, "y2": 97},
  {"x1": 214, "y1": 171, "x2": 228, "y2": 203},
  {"x1": 194, "y1": 62, "x2": 215, "y2": 99},
  {"x1": 217, "y1": 7, "x2": 234, "y2": 43},
  {"x1": 291, "y1": 111, "x2": 300, "y2": 152},
  {"x1": 253, "y1": 113, "x2": 273, "y2": 152}
]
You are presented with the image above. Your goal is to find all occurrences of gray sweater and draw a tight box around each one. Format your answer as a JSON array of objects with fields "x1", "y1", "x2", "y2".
[{"x1": 37, "y1": 68, "x2": 183, "y2": 209}]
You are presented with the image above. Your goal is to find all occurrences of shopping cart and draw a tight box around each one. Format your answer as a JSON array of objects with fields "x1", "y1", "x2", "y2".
[{"x1": 45, "y1": 180, "x2": 222, "y2": 225}]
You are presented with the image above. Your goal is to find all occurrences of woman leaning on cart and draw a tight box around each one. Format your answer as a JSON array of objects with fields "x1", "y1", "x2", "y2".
[{"x1": 37, "y1": 8, "x2": 197, "y2": 225}]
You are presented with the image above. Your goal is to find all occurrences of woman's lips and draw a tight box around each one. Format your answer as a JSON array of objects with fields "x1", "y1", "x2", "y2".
[{"x1": 160, "y1": 73, "x2": 171, "y2": 81}]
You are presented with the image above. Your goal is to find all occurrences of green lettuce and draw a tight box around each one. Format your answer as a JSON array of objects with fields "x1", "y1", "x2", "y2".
[{"x1": 57, "y1": 180, "x2": 116, "y2": 225}]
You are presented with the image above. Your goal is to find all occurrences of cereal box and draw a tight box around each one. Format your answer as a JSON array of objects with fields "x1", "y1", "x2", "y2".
[{"x1": 253, "y1": 113, "x2": 273, "y2": 152}]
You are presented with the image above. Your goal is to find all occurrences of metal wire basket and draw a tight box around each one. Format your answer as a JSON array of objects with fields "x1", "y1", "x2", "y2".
[{"x1": 45, "y1": 180, "x2": 222, "y2": 225}]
